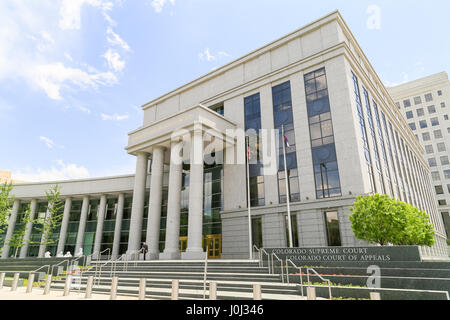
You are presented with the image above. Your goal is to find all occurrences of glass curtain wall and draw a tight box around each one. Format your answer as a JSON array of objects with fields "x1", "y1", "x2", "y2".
[
  {"x1": 119, "y1": 196, "x2": 132, "y2": 255},
  {"x1": 83, "y1": 199, "x2": 99, "y2": 255},
  {"x1": 27, "y1": 202, "x2": 48, "y2": 257},
  {"x1": 351, "y1": 72, "x2": 375, "y2": 193},
  {"x1": 272, "y1": 81, "x2": 300, "y2": 203},
  {"x1": 100, "y1": 198, "x2": 117, "y2": 252},
  {"x1": 64, "y1": 200, "x2": 82, "y2": 255},
  {"x1": 363, "y1": 87, "x2": 384, "y2": 194},
  {"x1": 244, "y1": 93, "x2": 265, "y2": 207},
  {"x1": 304, "y1": 68, "x2": 342, "y2": 199}
]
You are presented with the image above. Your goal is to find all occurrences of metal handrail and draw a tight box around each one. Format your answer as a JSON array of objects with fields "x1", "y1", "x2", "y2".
[
  {"x1": 252, "y1": 245, "x2": 261, "y2": 267},
  {"x1": 285, "y1": 259, "x2": 303, "y2": 297},
  {"x1": 271, "y1": 253, "x2": 284, "y2": 283},
  {"x1": 203, "y1": 245, "x2": 209, "y2": 300},
  {"x1": 260, "y1": 248, "x2": 271, "y2": 273},
  {"x1": 112, "y1": 253, "x2": 126, "y2": 278},
  {"x1": 97, "y1": 248, "x2": 111, "y2": 261},
  {"x1": 307, "y1": 267, "x2": 332, "y2": 300},
  {"x1": 94, "y1": 257, "x2": 115, "y2": 286},
  {"x1": 29, "y1": 264, "x2": 51, "y2": 276},
  {"x1": 50, "y1": 259, "x2": 70, "y2": 278}
]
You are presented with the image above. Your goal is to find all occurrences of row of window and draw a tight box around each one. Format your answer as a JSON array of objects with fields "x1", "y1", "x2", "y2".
[
  {"x1": 251, "y1": 211, "x2": 341, "y2": 248},
  {"x1": 432, "y1": 169, "x2": 450, "y2": 181},
  {"x1": 406, "y1": 107, "x2": 448, "y2": 119},
  {"x1": 352, "y1": 73, "x2": 442, "y2": 231},
  {"x1": 428, "y1": 156, "x2": 450, "y2": 167},
  {"x1": 409, "y1": 117, "x2": 442, "y2": 131},
  {"x1": 243, "y1": 68, "x2": 342, "y2": 207},
  {"x1": 397, "y1": 90, "x2": 443, "y2": 109},
  {"x1": 424, "y1": 142, "x2": 447, "y2": 154}
]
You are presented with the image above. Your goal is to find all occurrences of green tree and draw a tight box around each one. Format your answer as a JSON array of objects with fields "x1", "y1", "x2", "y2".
[
  {"x1": 32, "y1": 185, "x2": 64, "y2": 257},
  {"x1": 0, "y1": 182, "x2": 15, "y2": 255},
  {"x1": 6, "y1": 204, "x2": 33, "y2": 258},
  {"x1": 349, "y1": 194, "x2": 435, "y2": 247}
]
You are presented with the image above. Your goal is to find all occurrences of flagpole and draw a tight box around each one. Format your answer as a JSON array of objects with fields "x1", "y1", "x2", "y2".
[
  {"x1": 246, "y1": 135, "x2": 253, "y2": 259},
  {"x1": 282, "y1": 125, "x2": 293, "y2": 248}
]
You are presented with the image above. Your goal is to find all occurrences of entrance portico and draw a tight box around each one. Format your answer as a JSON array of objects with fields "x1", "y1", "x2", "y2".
[{"x1": 125, "y1": 104, "x2": 236, "y2": 260}]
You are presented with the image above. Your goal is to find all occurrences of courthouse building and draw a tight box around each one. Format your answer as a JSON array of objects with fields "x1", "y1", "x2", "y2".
[
  {"x1": 1, "y1": 11, "x2": 448, "y2": 260},
  {"x1": 388, "y1": 73, "x2": 450, "y2": 240}
]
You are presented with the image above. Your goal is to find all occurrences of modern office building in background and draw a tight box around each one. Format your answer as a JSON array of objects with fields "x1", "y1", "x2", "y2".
[
  {"x1": 1, "y1": 11, "x2": 448, "y2": 260},
  {"x1": 388, "y1": 73, "x2": 450, "y2": 240}
]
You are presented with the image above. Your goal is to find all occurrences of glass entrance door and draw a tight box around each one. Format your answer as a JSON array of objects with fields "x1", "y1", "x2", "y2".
[
  {"x1": 205, "y1": 234, "x2": 221, "y2": 259},
  {"x1": 179, "y1": 236, "x2": 188, "y2": 252}
]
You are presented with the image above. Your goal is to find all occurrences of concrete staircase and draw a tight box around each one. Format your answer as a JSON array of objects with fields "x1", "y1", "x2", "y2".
[{"x1": 49, "y1": 260, "x2": 308, "y2": 300}]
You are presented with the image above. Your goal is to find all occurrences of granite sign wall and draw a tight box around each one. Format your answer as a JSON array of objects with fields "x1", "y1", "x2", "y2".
[{"x1": 265, "y1": 246, "x2": 422, "y2": 263}]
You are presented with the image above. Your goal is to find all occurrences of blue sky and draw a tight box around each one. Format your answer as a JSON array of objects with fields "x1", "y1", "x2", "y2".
[{"x1": 1, "y1": 0, "x2": 449, "y2": 182}]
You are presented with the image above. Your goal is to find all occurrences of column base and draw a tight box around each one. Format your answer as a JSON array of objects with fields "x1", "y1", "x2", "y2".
[
  {"x1": 159, "y1": 251, "x2": 181, "y2": 260},
  {"x1": 181, "y1": 250, "x2": 206, "y2": 260}
]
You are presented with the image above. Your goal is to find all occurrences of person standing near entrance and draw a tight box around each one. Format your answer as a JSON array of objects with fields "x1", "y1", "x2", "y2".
[{"x1": 141, "y1": 242, "x2": 148, "y2": 260}]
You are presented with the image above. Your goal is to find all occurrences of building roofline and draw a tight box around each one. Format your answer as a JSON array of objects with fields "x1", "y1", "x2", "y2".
[
  {"x1": 11, "y1": 173, "x2": 136, "y2": 187},
  {"x1": 141, "y1": 10, "x2": 342, "y2": 111}
]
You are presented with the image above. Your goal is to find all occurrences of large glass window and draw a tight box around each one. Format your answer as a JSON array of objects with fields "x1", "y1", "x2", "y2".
[
  {"x1": 83, "y1": 199, "x2": 99, "y2": 255},
  {"x1": 203, "y1": 158, "x2": 223, "y2": 240},
  {"x1": 244, "y1": 93, "x2": 265, "y2": 207},
  {"x1": 272, "y1": 81, "x2": 300, "y2": 203},
  {"x1": 363, "y1": 87, "x2": 384, "y2": 194},
  {"x1": 324, "y1": 211, "x2": 341, "y2": 246},
  {"x1": 251, "y1": 216, "x2": 263, "y2": 249},
  {"x1": 28, "y1": 202, "x2": 48, "y2": 257},
  {"x1": 441, "y1": 212, "x2": 450, "y2": 239},
  {"x1": 305, "y1": 68, "x2": 341, "y2": 199},
  {"x1": 100, "y1": 198, "x2": 117, "y2": 253},
  {"x1": 63, "y1": 199, "x2": 82, "y2": 255}
]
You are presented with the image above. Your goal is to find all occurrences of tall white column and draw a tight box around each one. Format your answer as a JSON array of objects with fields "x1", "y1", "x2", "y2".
[
  {"x1": 1, "y1": 200, "x2": 20, "y2": 259},
  {"x1": 182, "y1": 128, "x2": 205, "y2": 260},
  {"x1": 127, "y1": 151, "x2": 149, "y2": 254},
  {"x1": 146, "y1": 146, "x2": 165, "y2": 260},
  {"x1": 56, "y1": 198, "x2": 72, "y2": 256},
  {"x1": 20, "y1": 199, "x2": 37, "y2": 258},
  {"x1": 112, "y1": 193, "x2": 125, "y2": 260},
  {"x1": 93, "y1": 195, "x2": 107, "y2": 259},
  {"x1": 160, "y1": 140, "x2": 183, "y2": 260},
  {"x1": 74, "y1": 196, "x2": 90, "y2": 256}
]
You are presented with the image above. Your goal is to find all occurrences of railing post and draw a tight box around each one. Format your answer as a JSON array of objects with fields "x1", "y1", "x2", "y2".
[
  {"x1": 63, "y1": 274, "x2": 72, "y2": 296},
  {"x1": 26, "y1": 273, "x2": 35, "y2": 293},
  {"x1": 306, "y1": 287, "x2": 316, "y2": 300},
  {"x1": 110, "y1": 277, "x2": 119, "y2": 300},
  {"x1": 253, "y1": 284, "x2": 262, "y2": 300},
  {"x1": 0, "y1": 272, "x2": 5, "y2": 290},
  {"x1": 85, "y1": 276, "x2": 94, "y2": 299},
  {"x1": 43, "y1": 274, "x2": 52, "y2": 295},
  {"x1": 171, "y1": 279, "x2": 179, "y2": 300},
  {"x1": 370, "y1": 292, "x2": 381, "y2": 300},
  {"x1": 209, "y1": 281, "x2": 217, "y2": 300},
  {"x1": 11, "y1": 273, "x2": 20, "y2": 291},
  {"x1": 138, "y1": 278, "x2": 146, "y2": 300}
]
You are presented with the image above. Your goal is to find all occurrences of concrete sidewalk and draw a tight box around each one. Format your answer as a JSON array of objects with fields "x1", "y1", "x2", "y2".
[{"x1": 0, "y1": 286, "x2": 141, "y2": 300}]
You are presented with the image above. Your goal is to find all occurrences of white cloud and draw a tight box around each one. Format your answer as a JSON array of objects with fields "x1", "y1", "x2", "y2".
[
  {"x1": 106, "y1": 27, "x2": 131, "y2": 51},
  {"x1": 198, "y1": 48, "x2": 216, "y2": 62},
  {"x1": 150, "y1": 0, "x2": 175, "y2": 13},
  {"x1": 101, "y1": 113, "x2": 129, "y2": 121},
  {"x1": 0, "y1": 1, "x2": 125, "y2": 101},
  {"x1": 59, "y1": 0, "x2": 114, "y2": 30},
  {"x1": 199, "y1": 48, "x2": 232, "y2": 62},
  {"x1": 13, "y1": 160, "x2": 90, "y2": 182},
  {"x1": 39, "y1": 136, "x2": 55, "y2": 149},
  {"x1": 32, "y1": 62, "x2": 118, "y2": 100},
  {"x1": 103, "y1": 49, "x2": 126, "y2": 72}
]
